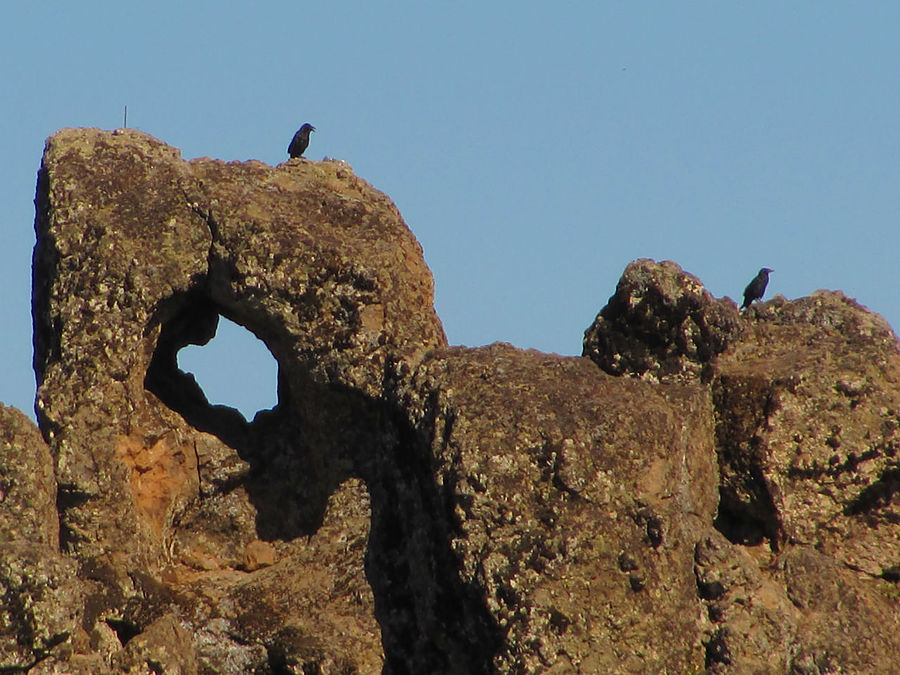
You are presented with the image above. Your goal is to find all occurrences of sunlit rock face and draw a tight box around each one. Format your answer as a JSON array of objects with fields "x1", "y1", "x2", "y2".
[
  {"x1": 585, "y1": 261, "x2": 900, "y2": 673},
  {"x1": 28, "y1": 127, "x2": 443, "y2": 672},
  {"x1": 3, "y1": 128, "x2": 899, "y2": 672}
]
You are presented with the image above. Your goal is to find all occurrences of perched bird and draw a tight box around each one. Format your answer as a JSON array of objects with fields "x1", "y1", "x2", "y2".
[
  {"x1": 288, "y1": 123, "x2": 315, "y2": 158},
  {"x1": 741, "y1": 268, "x2": 773, "y2": 309}
]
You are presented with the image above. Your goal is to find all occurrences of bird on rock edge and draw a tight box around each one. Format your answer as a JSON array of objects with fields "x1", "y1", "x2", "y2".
[
  {"x1": 741, "y1": 268, "x2": 773, "y2": 309},
  {"x1": 288, "y1": 123, "x2": 315, "y2": 158}
]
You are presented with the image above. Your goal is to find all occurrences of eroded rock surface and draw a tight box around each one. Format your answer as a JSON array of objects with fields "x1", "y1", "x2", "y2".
[
  {"x1": 0, "y1": 406, "x2": 82, "y2": 670},
  {"x1": 26, "y1": 127, "x2": 441, "y2": 672},
  {"x1": 586, "y1": 262, "x2": 900, "y2": 673},
  {"x1": 390, "y1": 344, "x2": 717, "y2": 673},
  {"x1": 2, "y1": 128, "x2": 899, "y2": 672},
  {"x1": 0, "y1": 404, "x2": 57, "y2": 546},
  {"x1": 583, "y1": 258, "x2": 742, "y2": 384}
]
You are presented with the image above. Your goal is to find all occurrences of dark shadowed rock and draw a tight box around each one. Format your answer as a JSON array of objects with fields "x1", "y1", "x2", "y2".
[{"x1": 583, "y1": 259, "x2": 742, "y2": 384}]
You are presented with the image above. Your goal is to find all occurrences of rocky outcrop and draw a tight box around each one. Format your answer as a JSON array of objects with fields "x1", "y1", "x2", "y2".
[
  {"x1": 0, "y1": 404, "x2": 57, "y2": 546},
  {"x1": 713, "y1": 293, "x2": 900, "y2": 559},
  {"x1": 583, "y1": 258, "x2": 742, "y2": 384},
  {"x1": 585, "y1": 261, "x2": 900, "y2": 673},
  {"x1": 0, "y1": 404, "x2": 81, "y2": 672},
  {"x1": 389, "y1": 344, "x2": 717, "y2": 673},
  {"x1": 25, "y1": 127, "x2": 439, "y2": 672},
  {"x1": 2, "y1": 128, "x2": 899, "y2": 672}
]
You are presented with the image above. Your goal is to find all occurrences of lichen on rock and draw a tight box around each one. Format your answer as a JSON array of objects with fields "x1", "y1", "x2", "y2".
[
  {"x1": 584, "y1": 259, "x2": 900, "y2": 673},
  {"x1": 1, "y1": 128, "x2": 899, "y2": 672},
  {"x1": 583, "y1": 258, "x2": 743, "y2": 384}
]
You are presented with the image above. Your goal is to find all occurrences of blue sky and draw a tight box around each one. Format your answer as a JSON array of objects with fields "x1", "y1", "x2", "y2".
[{"x1": 2, "y1": 4, "x2": 899, "y2": 419}]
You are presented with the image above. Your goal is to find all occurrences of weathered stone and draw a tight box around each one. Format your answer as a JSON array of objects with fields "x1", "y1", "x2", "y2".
[
  {"x1": 0, "y1": 404, "x2": 57, "y2": 546},
  {"x1": 582, "y1": 260, "x2": 900, "y2": 672},
  {"x1": 0, "y1": 407, "x2": 82, "y2": 671},
  {"x1": 782, "y1": 546, "x2": 900, "y2": 674},
  {"x1": 583, "y1": 258, "x2": 742, "y2": 384},
  {"x1": 10, "y1": 130, "x2": 900, "y2": 673},
  {"x1": 241, "y1": 540, "x2": 276, "y2": 572},
  {"x1": 693, "y1": 530, "x2": 798, "y2": 674},
  {"x1": 714, "y1": 292, "x2": 900, "y2": 573},
  {"x1": 31, "y1": 127, "x2": 441, "y2": 673},
  {"x1": 110, "y1": 613, "x2": 198, "y2": 674},
  {"x1": 34, "y1": 127, "x2": 445, "y2": 569},
  {"x1": 386, "y1": 343, "x2": 718, "y2": 673},
  {"x1": 0, "y1": 542, "x2": 82, "y2": 670},
  {"x1": 206, "y1": 477, "x2": 383, "y2": 674},
  {"x1": 33, "y1": 128, "x2": 210, "y2": 570}
]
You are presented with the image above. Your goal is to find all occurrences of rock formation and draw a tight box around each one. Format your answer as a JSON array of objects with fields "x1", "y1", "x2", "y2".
[
  {"x1": 582, "y1": 259, "x2": 742, "y2": 385},
  {"x1": 584, "y1": 261, "x2": 900, "y2": 672},
  {"x1": 1, "y1": 128, "x2": 899, "y2": 672}
]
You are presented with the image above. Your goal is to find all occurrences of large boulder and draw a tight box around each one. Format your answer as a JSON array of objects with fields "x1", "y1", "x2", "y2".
[
  {"x1": 0, "y1": 406, "x2": 82, "y2": 670},
  {"x1": 0, "y1": 404, "x2": 57, "y2": 546},
  {"x1": 713, "y1": 292, "x2": 900, "y2": 572},
  {"x1": 585, "y1": 260, "x2": 900, "y2": 672}
]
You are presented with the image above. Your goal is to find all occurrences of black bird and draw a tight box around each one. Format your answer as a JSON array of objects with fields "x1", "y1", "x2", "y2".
[
  {"x1": 741, "y1": 268, "x2": 773, "y2": 309},
  {"x1": 288, "y1": 123, "x2": 315, "y2": 158}
]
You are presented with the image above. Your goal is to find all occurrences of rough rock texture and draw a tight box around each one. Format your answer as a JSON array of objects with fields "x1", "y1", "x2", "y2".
[
  {"x1": 389, "y1": 344, "x2": 717, "y2": 673},
  {"x1": 586, "y1": 262, "x2": 900, "y2": 673},
  {"x1": 0, "y1": 405, "x2": 83, "y2": 671},
  {"x1": 2, "y1": 128, "x2": 900, "y2": 672},
  {"x1": 0, "y1": 404, "x2": 57, "y2": 546},
  {"x1": 583, "y1": 258, "x2": 742, "y2": 384},
  {"x1": 714, "y1": 293, "x2": 900, "y2": 561},
  {"x1": 25, "y1": 127, "x2": 440, "y2": 672}
]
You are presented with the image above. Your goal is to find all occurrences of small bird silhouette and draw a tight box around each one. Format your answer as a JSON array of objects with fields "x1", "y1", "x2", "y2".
[
  {"x1": 288, "y1": 123, "x2": 315, "y2": 158},
  {"x1": 742, "y1": 268, "x2": 773, "y2": 309}
]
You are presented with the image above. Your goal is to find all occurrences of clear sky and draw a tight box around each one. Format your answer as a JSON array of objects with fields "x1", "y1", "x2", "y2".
[{"x1": 2, "y1": 4, "x2": 899, "y2": 420}]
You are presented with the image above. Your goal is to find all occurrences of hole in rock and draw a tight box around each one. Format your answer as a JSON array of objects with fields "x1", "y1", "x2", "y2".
[
  {"x1": 144, "y1": 295, "x2": 504, "y2": 667},
  {"x1": 714, "y1": 486, "x2": 778, "y2": 549},
  {"x1": 105, "y1": 618, "x2": 141, "y2": 646},
  {"x1": 177, "y1": 316, "x2": 279, "y2": 421}
]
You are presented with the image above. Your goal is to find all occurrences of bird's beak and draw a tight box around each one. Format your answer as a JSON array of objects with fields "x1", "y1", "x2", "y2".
[{"x1": 311, "y1": 126, "x2": 316, "y2": 132}]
